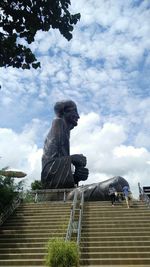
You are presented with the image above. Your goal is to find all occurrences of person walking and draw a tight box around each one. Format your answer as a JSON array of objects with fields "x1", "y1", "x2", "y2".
[
  {"x1": 108, "y1": 184, "x2": 116, "y2": 207},
  {"x1": 122, "y1": 185, "x2": 130, "y2": 208}
]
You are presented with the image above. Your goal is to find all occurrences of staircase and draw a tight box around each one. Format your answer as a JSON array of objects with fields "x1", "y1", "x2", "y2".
[
  {"x1": 80, "y1": 200, "x2": 150, "y2": 266},
  {"x1": 0, "y1": 201, "x2": 71, "y2": 266}
]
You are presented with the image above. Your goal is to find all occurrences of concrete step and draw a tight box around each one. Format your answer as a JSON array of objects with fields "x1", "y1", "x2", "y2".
[
  {"x1": 0, "y1": 236, "x2": 63, "y2": 243},
  {"x1": 82, "y1": 225, "x2": 150, "y2": 232},
  {"x1": 1, "y1": 225, "x2": 66, "y2": 230},
  {"x1": 0, "y1": 253, "x2": 46, "y2": 260},
  {"x1": 4, "y1": 217, "x2": 69, "y2": 224},
  {"x1": 81, "y1": 251, "x2": 150, "y2": 259},
  {"x1": 0, "y1": 247, "x2": 46, "y2": 253},
  {"x1": 82, "y1": 218, "x2": 150, "y2": 223},
  {"x1": 0, "y1": 228, "x2": 66, "y2": 234},
  {"x1": 0, "y1": 259, "x2": 44, "y2": 266},
  {"x1": 81, "y1": 265, "x2": 150, "y2": 267},
  {"x1": 83, "y1": 210, "x2": 150, "y2": 215},
  {"x1": 0, "y1": 232, "x2": 65, "y2": 238},
  {"x1": 81, "y1": 236, "x2": 150, "y2": 242},
  {"x1": 81, "y1": 231, "x2": 150, "y2": 237},
  {"x1": 13, "y1": 211, "x2": 70, "y2": 216},
  {"x1": 3, "y1": 220, "x2": 69, "y2": 227},
  {"x1": 80, "y1": 257, "x2": 150, "y2": 265},
  {"x1": 0, "y1": 242, "x2": 46, "y2": 248},
  {"x1": 81, "y1": 245, "x2": 150, "y2": 253},
  {"x1": 80, "y1": 240, "x2": 150, "y2": 247}
]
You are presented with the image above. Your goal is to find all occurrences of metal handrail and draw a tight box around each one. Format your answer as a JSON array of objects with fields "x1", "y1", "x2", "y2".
[
  {"x1": 0, "y1": 196, "x2": 21, "y2": 226},
  {"x1": 65, "y1": 189, "x2": 78, "y2": 241},
  {"x1": 29, "y1": 188, "x2": 74, "y2": 203},
  {"x1": 138, "y1": 183, "x2": 150, "y2": 208},
  {"x1": 77, "y1": 189, "x2": 84, "y2": 244}
]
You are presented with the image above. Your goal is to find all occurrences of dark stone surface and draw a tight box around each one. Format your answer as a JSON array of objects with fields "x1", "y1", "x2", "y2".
[
  {"x1": 67, "y1": 176, "x2": 129, "y2": 201},
  {"x1": 41, "y1": 100, "x2": 89, "y2": 189}
]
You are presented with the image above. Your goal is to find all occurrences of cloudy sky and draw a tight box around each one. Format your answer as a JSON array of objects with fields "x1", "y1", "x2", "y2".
[{"x1": 0, "y1": 0, "x2": 150, "y2": 197}]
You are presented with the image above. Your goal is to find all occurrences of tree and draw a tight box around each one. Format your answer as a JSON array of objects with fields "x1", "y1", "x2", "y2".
[
  {"x1": 0, "y1": 174, "x2": 23, "y2": 213},
  {"x1": 0, "y1": 0, "x2": 80, "y2": 69},
  {"x1": 31, "y1": 180, "x2": 42, "y2": 190}
]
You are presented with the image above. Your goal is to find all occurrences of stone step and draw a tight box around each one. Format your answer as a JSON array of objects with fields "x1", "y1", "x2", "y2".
[
  {"x1": 80, "y1": 240, "x2": 150, "y2": 247},
  {"x1": 0, "y1": 259, "x2": 44, "y2": 266},
  {"x1": 0, "y1": 242, "x2": 46, "y2": 248},
  {"x1": 83, "y1": 213, "x2": 150, "y2": 218},
  {"x1": 84, "y1": 213, "x2": 150, "y2": 217},
  {"x1": 81, "y1": 265, "x2": 150, "y2": 267},
  {"x1": 0, "y1": 247, "x2": 46, "y2": 253},
  {"x1": 19, "y1": 202, "x2": 71, "y2": 206},
  {"x1": 4, "y1": 217, "x2": 69, "y2": 224},
  {"x1": 1, "y1": 225, "x2": 65, "y2": 230},
  {"x1": 80, "y1": 257, "x2": 150, "y2": 265},
  {"x1": 0, "y1": 228, "x2": 66, "y2": 234},
  {"x1": 0, "y1": 236, "x2": 62, "y2": 243},
  {"x1": 82, "y1": 226, "x2": 150, "y2": 231},
  {"x1": 0, "y1": 232, "x2": 65, "y2": 238},
  {"x1": 82, "y1": 218, "x2": 150, "y2": 223},
  {"x1": 81, "y1": 251, "x2": 150, "y2": 259},
  {"x1": 14, "y1": 210, "x2": 70, "y2": 216},
  {"x1": 81, "y1": 231, "x2": 150, "y2": 237},
  {"x1": 81, "y1": 236, "x2": 150, "y2": 242},
  {"x1": 81, "y1": 245, "x2": 150, "y2": 253},
  {"x1": 0, "y1": 253, "x2": 46, "y2": 260},
  {"x1": 84, "y1": 202, "x2": 145, "y2": 207},
  {"x1": 82, "y1": 221, "x2": 150, "y2": 227}
]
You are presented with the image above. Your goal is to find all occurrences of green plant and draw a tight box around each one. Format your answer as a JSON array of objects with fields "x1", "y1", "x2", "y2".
[
  {"x1": 46, "y1": 238, "x2": 80, "y2": 267},
  {"x1": 0, "y1": 170, "x2": 24, "y2": 213},
  {"x1": 31, "y1": 180, "x2": 43, "y2": 190}
]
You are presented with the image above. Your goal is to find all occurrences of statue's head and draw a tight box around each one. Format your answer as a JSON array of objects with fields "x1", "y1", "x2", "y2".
[{"x1": 54, "y1": 100, "x2": 80, "y2": 129}]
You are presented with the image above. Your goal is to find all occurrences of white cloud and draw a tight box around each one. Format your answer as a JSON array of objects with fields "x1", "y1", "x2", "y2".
[{"x1": 0, "y1": 123, "x2": 43, "y2": 188}]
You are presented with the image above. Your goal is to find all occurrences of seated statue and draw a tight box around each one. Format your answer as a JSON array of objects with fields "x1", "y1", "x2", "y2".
[
  {"x1": 67, "y1": 176, "x2": 129, "y2": 201},
  {"x1": 41, "y1": 100, "x2": 89, "y2": 189}
]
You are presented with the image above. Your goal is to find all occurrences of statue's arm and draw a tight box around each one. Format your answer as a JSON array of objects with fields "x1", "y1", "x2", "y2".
[{"x1": 43, "y1": 118, "x2": 65, "y2": 159}]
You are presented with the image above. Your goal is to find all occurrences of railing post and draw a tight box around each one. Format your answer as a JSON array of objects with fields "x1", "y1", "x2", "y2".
[
  {"x1": 63, "y1": 190, "x2": 66, "y2": 202},
  {"x1": 34, "y1": 192, "x2": 38, "y2": 203}
]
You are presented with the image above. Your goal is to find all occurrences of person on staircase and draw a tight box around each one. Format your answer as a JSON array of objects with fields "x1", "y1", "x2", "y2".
[
  {"x1": 122, "y1": 185, "x2": 131, "y2": 208},
  {"x1": 108, "y1": 183, "x2": 117, "y2": 207}
]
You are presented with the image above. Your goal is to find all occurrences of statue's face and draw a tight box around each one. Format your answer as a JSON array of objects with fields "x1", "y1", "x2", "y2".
[{"x1": 64, "y1": 103, "x2": 80, "y2": 129}]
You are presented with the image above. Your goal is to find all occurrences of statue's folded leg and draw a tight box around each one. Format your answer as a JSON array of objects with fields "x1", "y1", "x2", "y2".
[{"x1": 41, "y1": 156, "x2": 75, "y2": 189}]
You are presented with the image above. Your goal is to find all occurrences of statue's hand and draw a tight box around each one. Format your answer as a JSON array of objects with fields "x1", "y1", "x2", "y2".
[
  {"x1": 71, "y1": 154, "x2": 87, "y2": 167},
  {"x1": 74, "y1": 167, "x2": 89, "y2": 183}
]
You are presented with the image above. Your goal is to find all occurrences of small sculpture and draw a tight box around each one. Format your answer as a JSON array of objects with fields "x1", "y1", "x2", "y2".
[{"x1": 41, "y1": 100, "x2": 89, "y2": 188}]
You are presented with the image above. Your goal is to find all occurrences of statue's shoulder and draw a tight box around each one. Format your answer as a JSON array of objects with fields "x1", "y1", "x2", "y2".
[{"x1": 51, "y1": 117, "x2": 65, "y2": 129}]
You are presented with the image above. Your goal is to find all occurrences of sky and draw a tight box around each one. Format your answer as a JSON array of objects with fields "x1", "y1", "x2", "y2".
[{"x1": 0, "y1": 0, "x2": 150, "y2": 197}]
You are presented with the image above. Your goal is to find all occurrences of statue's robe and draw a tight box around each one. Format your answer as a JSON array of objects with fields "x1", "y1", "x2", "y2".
[{"x1": 41, "y1": 118, "x2": 74, "y2": 188}]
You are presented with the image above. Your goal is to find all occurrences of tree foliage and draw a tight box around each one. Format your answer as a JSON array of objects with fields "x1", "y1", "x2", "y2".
[
  {"x1": 0, "y1": 175, "x2": 22, "y2": 213},
  {"x1": 31, "y1": 180, "x2": 42, "y2": 190},
  {"x1": 0, "y1": 0, "x2": 80, "y2": 69}
]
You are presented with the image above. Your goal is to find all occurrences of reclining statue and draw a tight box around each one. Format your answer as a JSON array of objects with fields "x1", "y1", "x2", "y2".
[
  {"x1": 41, "y1": 100, "x2": 89, "y2": 188},
  {"x1": 67, "y1": 176, "x2": 129, "y2": 201}
]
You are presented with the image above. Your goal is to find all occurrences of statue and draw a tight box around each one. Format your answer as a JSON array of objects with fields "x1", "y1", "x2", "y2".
[
  {"x1": 41, "y1": 100, "x2": 89, "y2": 189},
  {"x1": 67, "y1": 176, "x2": 129, "y2": 201}
]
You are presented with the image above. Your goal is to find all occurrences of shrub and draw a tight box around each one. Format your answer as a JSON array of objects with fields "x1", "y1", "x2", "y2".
[{"x1": 46, "y1": 238, "x2": 80, "y2": 267}]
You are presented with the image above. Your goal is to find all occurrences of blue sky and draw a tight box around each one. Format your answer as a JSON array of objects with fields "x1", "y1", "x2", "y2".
[{"x1": 0, "y1": 0, "x2": 150, "y2": 196}]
